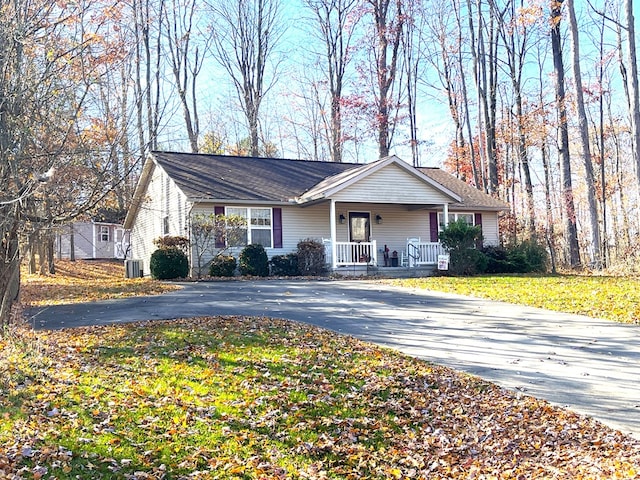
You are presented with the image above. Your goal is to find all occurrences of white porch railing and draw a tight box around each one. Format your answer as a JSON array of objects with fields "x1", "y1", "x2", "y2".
[
  {"x1": 331, "y1": 240, "x2": 377, "y2": 266},
  {"x1": 405, "y1": 240, "x2": 445, "y2": 267}
]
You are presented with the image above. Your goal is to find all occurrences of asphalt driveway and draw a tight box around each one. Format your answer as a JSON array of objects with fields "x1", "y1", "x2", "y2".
[{"x1": 28, "y1": 279, "x2": 640, "y2": 439}]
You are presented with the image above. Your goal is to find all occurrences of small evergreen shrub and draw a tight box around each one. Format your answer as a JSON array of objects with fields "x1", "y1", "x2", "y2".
[
  {"x1": 510, "y1": 238, "x2": 548, "y2": 273},
  {"x1": 209, "y1": 255, "x2": 237, "y2": 277},
  {"x1": 297, "y1": 238, "x2": 326, "y2": 276},
  {"x1": 439, "y1": 219, "x2": 486, "y2": 276},
  {"x1": 239, "y1": 244, "x2": 269, "y2": 276},
  {"x1": 270, "y1": 253, "x2": 299, "y2": 276},
  {"x1": 481, "y1": 239, "x2": 548, "y2": 273},
  {"x1": 149, "y1": 247, "x2": 189, "y2": 280},
  {"x1": 481, "y1": 245, "x2": 516, "y2": 274}
]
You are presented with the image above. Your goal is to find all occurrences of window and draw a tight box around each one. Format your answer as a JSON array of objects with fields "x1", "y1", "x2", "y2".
[
  {"x1": 438, "y1": 212, "x2": 475, "y2": 232},
  {"x1": 226, "y1": 207, "x2": 272, "y2": 248},
  {"x1": 163, "y1": 216, "x2": 170, "y2": 235},
  {"x1": 99, "y1": 226, "x2": 110, "y2": 242}
]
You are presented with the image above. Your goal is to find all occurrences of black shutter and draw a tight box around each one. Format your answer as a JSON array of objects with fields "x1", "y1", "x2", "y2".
[
  {"x1": 429, "y1": 212, "x2": 438, "y2": 242},
  {"x1": 273, "y1": 208, "x2": 283, "y2": 248}
]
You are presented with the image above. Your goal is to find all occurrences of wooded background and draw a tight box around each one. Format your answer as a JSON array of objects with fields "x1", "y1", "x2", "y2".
[{"x1": 2, "y1": 0, "x2": 640, "y2": 325}]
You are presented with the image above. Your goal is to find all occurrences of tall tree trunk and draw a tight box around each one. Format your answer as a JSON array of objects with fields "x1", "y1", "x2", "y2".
[
  {"x1": 367, "y1": 0, "x2": 404, "y2": 158},
  {"x1": 551, "y1": 0, "x2": 581, "y2": 268},
  {"x1": 453, "y1": 0, "x2": 480, "y2": 188},
  {"x1": 567, "y1": 0, "x2": 601, "y2": 267},
  {"x1": 625, "y1": 0, "x2": 640, "y2": 191}
]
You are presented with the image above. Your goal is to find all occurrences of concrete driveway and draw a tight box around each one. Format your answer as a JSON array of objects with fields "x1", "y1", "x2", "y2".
[{"x1": 28, "y1": 279, "x2": 640, "y2": 439}]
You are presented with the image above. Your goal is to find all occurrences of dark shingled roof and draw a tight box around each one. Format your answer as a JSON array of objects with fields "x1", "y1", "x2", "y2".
[
  {"x1": 152, "y1": 151, "x2": 358, "y2": 202},
  {"x1": 148, "y1": 151, "x2": 507, "y2": 211}
]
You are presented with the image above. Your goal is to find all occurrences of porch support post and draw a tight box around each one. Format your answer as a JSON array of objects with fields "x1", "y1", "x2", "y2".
[
  {"x1": 330, "y1": 200, "x2": 337, "y2": 269},
  {"x1": 443, "y1": 203, "x2": 449, "y2": 228}
]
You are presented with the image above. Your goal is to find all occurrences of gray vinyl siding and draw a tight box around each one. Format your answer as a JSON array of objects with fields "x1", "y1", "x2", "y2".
[
  {"x1": 56, "y1": 222, "x2": 123, "y2": 259},
  {"x1": 331, "y1": 163, "x2": 453, "y2": 204},
  {"x1": 130, "y1": 163, "x2": 190, "y2": 276},
  {"x1": 479, "y1": 212, "x2": 499, "y2": 246}
]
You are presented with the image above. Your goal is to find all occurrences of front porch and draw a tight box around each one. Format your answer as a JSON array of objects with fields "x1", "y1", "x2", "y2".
[{"x1": 324, "y1": 239, "x2": 447, "y2": 269}]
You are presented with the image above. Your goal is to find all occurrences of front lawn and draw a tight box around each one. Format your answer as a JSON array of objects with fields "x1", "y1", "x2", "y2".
[
  {"x1": 1, "y1": 316, "x2": 639, "y2": 479},
  {"x1": 20, "y1": 260, "x2": 180, "y2": 306},
  {"x1": 389, "y1": 275, "x2": 640, "y2": 324}
]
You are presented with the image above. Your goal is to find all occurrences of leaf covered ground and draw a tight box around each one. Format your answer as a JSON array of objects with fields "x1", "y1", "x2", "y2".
[
  {"x1": 1, "y1": 316, "x2": 639, "y2": 479},
  {"x1": 20, "y1": 260, "x2": 180, "y2": 306},
  {"x1": 390, "y1": 275, "x2": 640, "y2": 324}
]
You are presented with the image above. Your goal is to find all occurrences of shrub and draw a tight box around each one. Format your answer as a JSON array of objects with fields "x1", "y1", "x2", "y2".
[
  {"x1": 239, "y1": 244, "x2": 269, "y2": 276},
  {"x1": 510, "y1": 238, "x2": 548, "y2": 273},
  {"x1": 270, "y1": 253, "x2": 299, "y2": 276},
  {"x1": 153, "y1": 235, "x2": 190, "y2": 252},
  {"x1": 297, "y1": 238, "x2": 326, "y2": 276},
  {"x1": 439, "y1": 219, "x2": 486, "y2": 276},
  {"x1": 209, "y1": 255, "x2": 237, "y2": 277},
  {"x1": 149, "y1": 247, "x2": 189, "y2": 280},
  {"x1": 481, "y1": 239, "x2": 549, "y2": 274},
  {"x1": 481, "y1": 245, "x2": 517, "y2": 274}
]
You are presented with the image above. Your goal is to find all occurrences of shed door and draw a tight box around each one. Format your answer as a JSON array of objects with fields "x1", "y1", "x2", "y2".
[{"x1": 349, "y1": 212, "x2": 370, "y2": 243}]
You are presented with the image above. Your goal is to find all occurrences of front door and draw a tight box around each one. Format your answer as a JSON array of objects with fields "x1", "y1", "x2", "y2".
[
  {"x1": 349, "y1": 212, "x2": 371, "y2": 263},
  {"x1": 349, "y1": 212, "x2": 370, "y2": 242}
]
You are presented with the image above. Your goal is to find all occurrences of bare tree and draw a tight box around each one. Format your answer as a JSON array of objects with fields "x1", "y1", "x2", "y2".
[
  {"x1": 566, "y1": 0, "x2": 601, "y2": 267},
  {"x1": 132, "y1": 0, "x2": 164, "y2": 155},
  {"x1": 304, "y1": 0, "x2": 361, "y2": 163},
  {"x1": 0, "y1": 0, "x2": 127, "y2": 326},
  {"x1": 623, "y1": 0, "x2": 640, "y2": 191},
  {"x1": 550, "y1": 0, "x2": 581, "y2": 268},
  {"x1": 207, "y1": 0, "x2": 285, "y2": 157},
  {"x1": 165, "y1": 0, "x2": 208, "y2": 152},
  {"x1": 493, "y1": 0, "x2": 536, "y2": 236},
  {"x1": 364, "y1": 0, "x2": 404, "y2": 158}
]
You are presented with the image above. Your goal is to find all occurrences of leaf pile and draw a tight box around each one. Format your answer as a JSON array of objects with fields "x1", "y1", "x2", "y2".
[
  {"x1": 20, "y1": 260, "x2": 180, "y2": 307},
  {"x1": 1, "y1": 316, "x2": 639, "y2": 479},
  {"x1": 391, "y1": 275, "x2": 640, "y2": 324}
]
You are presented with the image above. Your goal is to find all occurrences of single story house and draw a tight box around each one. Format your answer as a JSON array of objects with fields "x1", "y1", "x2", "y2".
[
  {"x1": 124, "y1": 152, "x2": 508, "y2": 276},
  {"x1": 55, "y1": 221, "x2": 129, "y2": 260}
]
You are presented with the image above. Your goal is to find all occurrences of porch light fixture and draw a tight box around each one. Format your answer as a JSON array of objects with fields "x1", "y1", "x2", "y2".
[
  {"x1": 375, "y1": 214, "x2": 383, "y2": 224},
  {"x1": 338, "y1": 214, "x2": 346, "y2": 224}
]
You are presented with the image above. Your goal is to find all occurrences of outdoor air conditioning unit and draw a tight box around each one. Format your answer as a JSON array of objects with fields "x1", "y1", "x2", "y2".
[{"x1": 125, "y1": 259, "x2": 143, "y2": 278}]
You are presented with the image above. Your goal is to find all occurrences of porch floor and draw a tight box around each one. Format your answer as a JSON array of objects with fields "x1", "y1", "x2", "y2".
[{"x1": 331, "y1": 264, "x2": 437, "y2": 278}]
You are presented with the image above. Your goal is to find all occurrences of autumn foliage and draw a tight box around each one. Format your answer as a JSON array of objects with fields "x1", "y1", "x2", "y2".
[
  {"x1": 20, "y1": 260, "x2": 179, "y2": 307},
  {"x1": 2, "y1": 317, "x2": 640, "y2": 478}
]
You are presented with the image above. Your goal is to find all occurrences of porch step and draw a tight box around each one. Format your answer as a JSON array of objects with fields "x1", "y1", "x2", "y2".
[{"x1": 331, "y1": 265, "x2": 436, "y2": 278}]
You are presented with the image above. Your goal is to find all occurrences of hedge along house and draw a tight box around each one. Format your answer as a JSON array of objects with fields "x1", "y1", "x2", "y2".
[{"x1": 124, "y1": 152, "x2": 508, "y2": 277}]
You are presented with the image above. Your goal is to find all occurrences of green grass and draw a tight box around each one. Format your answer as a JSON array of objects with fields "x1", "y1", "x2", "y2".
[
  {"x1": 388, "y1": 274, "x2": 640, "y2": 324},
  {"x1": 1, "y1": 317, "x2": 639, "y2": 479}
]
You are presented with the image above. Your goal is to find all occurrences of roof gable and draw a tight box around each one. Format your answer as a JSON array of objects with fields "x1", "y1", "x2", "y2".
[{"x1": 298, "y1": 155, "x2": 462, "y2": 204}]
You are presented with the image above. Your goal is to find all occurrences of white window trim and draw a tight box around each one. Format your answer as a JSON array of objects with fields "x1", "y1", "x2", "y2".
[
  {"x1": 225, "y1": 206, "x2": 273, "y2": 248},
  {"x1": 99, "y1": 225, "x2": 110, "y2": 242},
  {"x1": 438, "y1": 212, "x2": 475, "y2": 232}
]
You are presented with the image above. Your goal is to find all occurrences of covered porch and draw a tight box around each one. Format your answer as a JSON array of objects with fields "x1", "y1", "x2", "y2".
[{"x1": 324, "y1": 199, "x2": 451, "y2": 270}]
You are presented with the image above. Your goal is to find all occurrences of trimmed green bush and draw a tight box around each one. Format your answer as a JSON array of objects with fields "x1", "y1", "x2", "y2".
[
  {"x1": 149, "y1": 247, "x2": 189, "y2": 280},
  {"x1": 239, "y1": 244, "x2": 269, "y2": 277},
  {"x1": 439, "y1": 219, "x2": 486, "y2": 276},
  {"x1": 270, "y1": 253, "x2": 299, "y2": 276},
  {"x1": 209, "y1": 255, "x2": 237, "y2": 277},
  {"x1": 297, "y1": 238, "x2": 326, "y2": 276}
]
